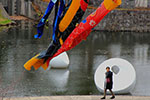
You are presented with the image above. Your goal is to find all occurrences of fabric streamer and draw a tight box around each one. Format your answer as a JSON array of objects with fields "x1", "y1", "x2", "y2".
[
  {"x1": 40, "y1": 0, "x2": 89, "y2": 62},
  {"x1": 52, "y1": 0, "x2": 65, "y2": 42},
  {"x1": 24, "y1": 0, "x2": 121, "y2": 71},
  {"x1": 34, "y1": 0, "x2": 58, "y2": 38}
]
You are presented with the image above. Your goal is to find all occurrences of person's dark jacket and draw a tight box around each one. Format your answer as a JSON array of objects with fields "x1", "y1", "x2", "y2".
[{"x1": 105, "y1": 71, "x2": 113, "y2": 89}]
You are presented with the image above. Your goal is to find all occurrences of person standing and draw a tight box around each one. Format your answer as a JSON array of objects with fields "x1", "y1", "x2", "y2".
[{"x1": 101, "y1": 67, "x2": 115, "y2": 99}]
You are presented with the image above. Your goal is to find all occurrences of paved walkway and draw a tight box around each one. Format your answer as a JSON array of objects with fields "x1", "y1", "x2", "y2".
[{"x1": 1, "y1": 96, "x2": 150, "y2": 100}]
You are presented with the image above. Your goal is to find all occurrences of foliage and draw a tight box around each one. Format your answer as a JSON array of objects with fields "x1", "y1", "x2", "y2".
[{"x1": 0, "y1": 9, "x2": 12, "y2": 25}]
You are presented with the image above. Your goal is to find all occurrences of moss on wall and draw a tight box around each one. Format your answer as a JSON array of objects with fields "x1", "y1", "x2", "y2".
[{"x1": 0, "y1": 9, "x2": 12, "y2": 25}]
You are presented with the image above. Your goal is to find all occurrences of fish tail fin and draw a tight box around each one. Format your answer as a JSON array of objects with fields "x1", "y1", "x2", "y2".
[
  {"x1": 41, "y1": 62, "x2": 49, "y2": 70},
  {"x1": 24, "y1": 53, "x2": 52, "y2": 71},
  {"x1": 24, "y1": 54, "x2": 40, "y2": 71}
]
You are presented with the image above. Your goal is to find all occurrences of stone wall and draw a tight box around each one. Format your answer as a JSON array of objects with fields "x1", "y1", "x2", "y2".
[
  {"x1": 83, "y1": 8, "x2": 150, "y2": 32},
  {"x1": 33, "y1": 0, "x2": 150, "y2": 32},
  {"x1": 93, "y1": 10, "x2": 150, "y2": 32},
  {"x1": 90, "y1": 0, "x2": 150, "y2": 8},
  {"x1": 1, "y1": 0, "x2": 150, "y2": 32}
]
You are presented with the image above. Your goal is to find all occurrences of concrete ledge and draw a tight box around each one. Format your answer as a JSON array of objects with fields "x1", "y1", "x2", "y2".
[{"x1": 2, "y1": 96, "x2": 150, "y2": 100}]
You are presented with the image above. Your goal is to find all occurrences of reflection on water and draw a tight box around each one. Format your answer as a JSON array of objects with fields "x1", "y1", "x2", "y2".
[
  {"x1": 0, "y1": 23, "x2": 150, "y2": 97},
  {"x1": 134, "y1": 44, "x2": 149, "y2": 65}
]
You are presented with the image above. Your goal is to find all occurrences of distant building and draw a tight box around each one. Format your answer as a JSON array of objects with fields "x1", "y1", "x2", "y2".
[{"x1": 0, "y1": 0, "x2": 32, "y2": 17}]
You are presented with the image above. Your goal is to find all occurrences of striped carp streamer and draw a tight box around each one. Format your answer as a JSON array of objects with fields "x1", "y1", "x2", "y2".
[{"x1": 24, "y1": 0, "x2": 121, "y2": 71}]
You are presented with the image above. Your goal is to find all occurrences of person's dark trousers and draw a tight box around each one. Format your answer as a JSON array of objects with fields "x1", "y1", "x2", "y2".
[{"x1": 101, "y1": 89, "x2": 115, "y2": 99}]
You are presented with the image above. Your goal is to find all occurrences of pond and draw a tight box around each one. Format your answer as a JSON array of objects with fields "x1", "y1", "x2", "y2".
[{"x1": 0, "y1": 21, "x2": 150, "y2": 97}]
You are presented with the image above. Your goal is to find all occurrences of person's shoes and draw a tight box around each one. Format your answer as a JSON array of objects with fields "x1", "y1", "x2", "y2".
[
  {"x1": 101, "y1": 97, "x2": 105, "y2": 99},
  {"x1": 110, "y1": 96, "x2": 115, "y2": 99}
]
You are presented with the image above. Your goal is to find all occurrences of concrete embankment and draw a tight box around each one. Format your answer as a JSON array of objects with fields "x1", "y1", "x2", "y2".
[{"x1": 1, "y1": 96, "x2": 150, "y2": 100}]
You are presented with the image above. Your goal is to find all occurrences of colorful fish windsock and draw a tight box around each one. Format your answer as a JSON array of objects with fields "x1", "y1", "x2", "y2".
[
  {"x1": 24, "y1": 0, "x2": 121, "y2": 71},
  {"x1": 45, "y1": 0, "x2": 122, "y2": 67},
  {"x1": 24, "y1": 0, "x2": 89, "y2": 71},
  {"x1": 58, "y1": 0, "x2": 122, "y2": 53},
  {"x1": 41, "y1": 0, "x2": 89, "y2": 61}
]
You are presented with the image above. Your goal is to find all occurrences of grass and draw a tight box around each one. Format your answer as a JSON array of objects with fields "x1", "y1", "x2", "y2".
[{"x1": 0, "y1": 9, "x2": 12, "y2": 25}]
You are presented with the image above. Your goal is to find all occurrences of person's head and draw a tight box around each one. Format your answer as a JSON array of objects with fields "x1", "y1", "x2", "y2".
[{"x1": 106, "y1": 67, "x2": 110, "y2": 72}]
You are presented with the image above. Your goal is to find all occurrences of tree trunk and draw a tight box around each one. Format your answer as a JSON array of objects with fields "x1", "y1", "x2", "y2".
[{"x1": 135, "y1": 0, "x2": 148, "y2": 8}]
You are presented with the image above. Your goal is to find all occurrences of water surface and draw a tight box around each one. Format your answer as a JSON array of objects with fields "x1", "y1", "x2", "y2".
[{"x1": 0, "y1": 22, "x2": 150, "y2": 97}]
